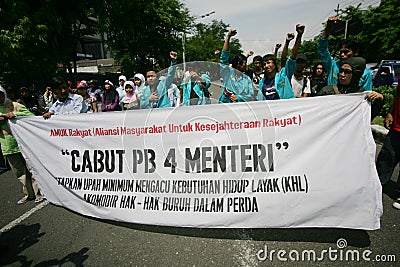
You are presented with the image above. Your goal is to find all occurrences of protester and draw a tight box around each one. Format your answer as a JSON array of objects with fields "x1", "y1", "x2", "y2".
[
  {"x1": 309, "y1": 62, "x2": 327, "y2": 96},
  {"x1": 39, "y1": 86, "x2": 53, "y2": 113},
  {"x1": 376, "y1": 82, "x2": 400, "y2": 209},
  {"x1": 245, "y1": 55, "x2": 264, "y2": 88},
  {"x1": 317, "y1": 57, "x2": 369, "y2": 95},
  {"x1": 167, "y1": 83, "x2": 180, "y2": 107},
  {"x1": 121, "y1": 81, "x2": 140, "y2": 110},
  {"x1": 43, "y1": 76, "x2": 87, "y2": 119},
  {"x1": 19, "y1": 87, "x2": 36, "y2": 113},
  {"x1": 218, "y1": 29, "x2": 254, "y2": 103},
  {"x1": 133, "y1": 73, "x2": 146, "y2": 97},
  {"x1": 0, "y1": 85, "x2": 44, "y2": 204},
  {"x1": 87, "y1": 79, "x2": 102, "y2": 102},
  {"x1": 317, "y1": 56, "x2": 383, "y2": 114},
  {"x1": 116, "y1": 75, "x2": 127, "y2": 103},
  {"x1": 5, "y1": 86, "x2": 19, "y2": 102},
  {"x1": 257, "y1": 24, "x2": 305, "y2": 100},
  {"x1": 181, "y1": 63, "x2": 211, "y2": 106},
  {"x1": 76, "y1": 81, "x2": 98, "y2": 113},
  {"x1": 140, "y1": 51, "x2": 178, "y2": 109},
  {"x1": 290, "y1": 53, "x2": 311, "y2": 97},
  {"x1": 101, "y1": 80, "x2": 121, "y2": 112},
  {"x1": 318, "y1": 16, "x2": 372, "y2": 91}
]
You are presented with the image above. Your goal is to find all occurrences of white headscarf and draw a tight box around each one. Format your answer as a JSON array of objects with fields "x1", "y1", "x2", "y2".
[
  {"x1": 134, "y1": 73, "x2": 145, "y2": 94},
  {"x1": 121, "y1": 81, "x2": 138, "y2": 104}
]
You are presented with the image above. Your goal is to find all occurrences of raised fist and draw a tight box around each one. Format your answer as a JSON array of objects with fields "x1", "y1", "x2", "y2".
[
  {"x1": 170, "y1": 51, "x2": 178, "y2": 61},
  {"x1": 286, "y1": 33, "x2": 295, "y2": 41},
  {"x1": 247, "y1": 50, "x2": 254, "y2": 57},
  {"x1": 228, "y1": 29, "x2": 237, "y2": 37},
  {"x1": 296, "y1": 24, "x2": 305, "y2": 34},
  {"x1": 326, "y1": 16, "x2": 338, "y2": 28}
]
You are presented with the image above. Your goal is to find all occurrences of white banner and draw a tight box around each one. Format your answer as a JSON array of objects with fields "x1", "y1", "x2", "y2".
[{"x1": 9, "y1": 93, "x2": 382, "y2": 229}]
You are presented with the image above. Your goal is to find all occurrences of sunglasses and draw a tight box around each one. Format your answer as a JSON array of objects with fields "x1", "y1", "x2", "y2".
[
  {"x1": 339, "y1": 68, "x2": 352, "y2": 74},
  {"x1": 340, "y1": 49, "x2": 351, "y2": 54}
]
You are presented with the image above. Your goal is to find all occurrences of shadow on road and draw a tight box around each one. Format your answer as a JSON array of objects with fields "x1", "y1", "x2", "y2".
[
  {"x1": 34, "y1": 247, "x2": 89, "y2": 267},
  {"x1": 0, "y1": 223, "x2": 43, "y2": 266},
  {"x1": 0, "y1": 224, "x2": 89, "y2": 266}
]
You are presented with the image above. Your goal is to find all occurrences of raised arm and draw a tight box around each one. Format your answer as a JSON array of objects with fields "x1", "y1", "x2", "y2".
[
  {"x1": 280, "y1": 33, "x2": 294, "y2": 68},
  {"x1": 164, "y1": 51, "x2": 178, "y2": 89},
  {"x1": 290, "y1": 24, "x2": 305, "y2": 60},
  {"x1": 322, "y1": 16, "x2": 338, "y2": 40},
  {"x1": 222, "y1": 29, "x2": 237, "y2": 52}
]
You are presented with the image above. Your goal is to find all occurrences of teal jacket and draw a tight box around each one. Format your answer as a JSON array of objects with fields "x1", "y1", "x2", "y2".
[
  {"x1": 218, "y1": 50, "x2": 254, "y2": 103},
  {"x1": 181, "y1": 73, "x2": 211, "y2": 106},
  {"x1": 257, "y1": 57, "x2": 296, "y2": 100},
  {"x1": 140, "y1": 62, "x2": 177, "y2": 109},
  {"x1": 317, "y1": 37, "x2": 372, "y2": 91}
]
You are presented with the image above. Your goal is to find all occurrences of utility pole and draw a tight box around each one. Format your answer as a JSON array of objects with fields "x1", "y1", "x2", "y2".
[
  {"x1": 182, "y1": 11, "x2": 215, "y2": 73},
  {"x1": 334, "y1": 4, "x2": 340, "y2": 16}
]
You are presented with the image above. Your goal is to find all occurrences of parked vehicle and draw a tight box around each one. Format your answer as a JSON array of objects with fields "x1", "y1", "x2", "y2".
[{"x1": 373, "y1": 60, "x2": 400, "y2": 87}]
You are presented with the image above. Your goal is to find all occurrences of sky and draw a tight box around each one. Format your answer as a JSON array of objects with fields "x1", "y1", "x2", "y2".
[{"x1": 181, "y1": 0, "x2": 381, "y2": 58}]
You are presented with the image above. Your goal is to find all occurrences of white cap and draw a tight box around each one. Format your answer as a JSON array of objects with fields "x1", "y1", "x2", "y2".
[{"x1": 118, "y1": 75, "x2": 127, "y2": 82}]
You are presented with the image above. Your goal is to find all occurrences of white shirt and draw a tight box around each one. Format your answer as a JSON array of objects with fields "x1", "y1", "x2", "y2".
[{"x1": 291, "y1": 76, "x2": 311, "y2": 96}]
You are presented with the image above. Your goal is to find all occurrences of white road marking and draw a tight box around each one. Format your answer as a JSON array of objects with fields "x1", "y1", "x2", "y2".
[{"x1": 0, "y1": 200, "x2": 48, "y2": 233}]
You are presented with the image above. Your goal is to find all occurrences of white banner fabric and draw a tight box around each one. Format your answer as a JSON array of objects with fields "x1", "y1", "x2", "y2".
[{"x1": 9, "y1": 93, "x2": 382, "y2": 229}]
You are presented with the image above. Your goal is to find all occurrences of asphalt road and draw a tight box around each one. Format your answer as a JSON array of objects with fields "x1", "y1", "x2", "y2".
[{"x1": 0, "y1": 143, "x2": 399, "y2": 267}]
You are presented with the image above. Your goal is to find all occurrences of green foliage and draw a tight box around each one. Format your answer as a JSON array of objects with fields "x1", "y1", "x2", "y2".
[
  {"x1": 299, "y1": 38, "x2": 319, "y2": 68},
  {"x1": 335, "y1": 0, "x2": 400, "y2": 63},
  {"x1": 0, "y1": 0, "x2": 99, "y2": 86},
  {"x1": 373, "y1": 85, "x2": 396, "y2": 117},
  {"x1": 96, "y1": 0, "x2": 190, "y2": 74},
  {"x1": 185, "y1": 20, "x2": 242, "y2": 63}
]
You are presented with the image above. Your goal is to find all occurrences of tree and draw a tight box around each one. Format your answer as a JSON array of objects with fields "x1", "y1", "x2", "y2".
[
  {"x1": 0, "y1": 0, "x2": 100, "y2": 87},
  {"x1": 95, "y1": 0, "x2": 191, "y2": 75},
  {"x1": 359, "y1": 0, "x2": 400, "y2": 62},
  {"x1": 185, "y1": 20, "x2": 242, "y2": 62},
  {"x1": 324, "y1": 0, "x2": 400, "y2": 63}
]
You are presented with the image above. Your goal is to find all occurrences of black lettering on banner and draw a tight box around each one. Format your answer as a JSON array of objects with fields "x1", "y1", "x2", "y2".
[
  {"x1": 132, "y1": 149, "x2": 156, "y2": 173},
  {"x1": 163, "y1": 148, "x2": 176, "y2": 173},
  {"x1": 227, "y1": 197, "x2": 259, "y2": 212},
  {"x1": 70, "y1": 150, "x2": 125, "y2": 173},
  {"x1": 184, "y1": 144, "x2": 273, "y2": 173},
  {"x1": 213, "y1": 146, "x2": 226, "y2": 172},
  {"x1": 185, "y1": 147, "x2": 201, "y2": 173}
]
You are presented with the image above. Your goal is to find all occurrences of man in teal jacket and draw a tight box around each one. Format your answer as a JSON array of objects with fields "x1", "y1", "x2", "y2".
[
  {"x1": 181, "y1": 63, "x2": 211, "y2": 106},
  {"x1": 257, "y1": 24, "x2": 305, "y2": 100},
  {"x1": 218, "y1": 29, "x2": 254, "y2": 103},
  {"x1": 317, "y1": 16, "x2": 372, "y2": 91},
  {"x1": 140, "y1": 51, "x2": 178, "y2": 109}
]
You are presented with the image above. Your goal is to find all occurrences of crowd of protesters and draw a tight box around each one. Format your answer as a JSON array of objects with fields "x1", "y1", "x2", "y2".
[{"x1": 0, "y1": 18, "x2": 398, "y2": 209}]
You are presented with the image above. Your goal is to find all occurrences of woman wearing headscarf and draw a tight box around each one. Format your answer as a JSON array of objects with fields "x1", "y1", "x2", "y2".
[
  {"x1": 121, "y1": 81, "x2": 140, "y2": 110},
  {"x1": 101, "y1": 80, "x2": 121, "y2": 112},
  {"x1": 317, "y1": 57, "x2": 383, "y2": 119},
  {"x1": 0, "y1": 85, "x2": 44, "y2": 204},
  {"x1": 133, "y1": 73, "x2": 146, "y2": 97}
]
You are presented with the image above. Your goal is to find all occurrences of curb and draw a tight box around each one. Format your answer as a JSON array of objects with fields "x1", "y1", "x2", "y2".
[{"x1": 371, "y1": 124, "x2": 389, "y2": 144}]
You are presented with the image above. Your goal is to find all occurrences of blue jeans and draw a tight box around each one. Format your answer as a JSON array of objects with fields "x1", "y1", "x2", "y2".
[{"x1": 376, "y1": 129, "x2": 400, "y2": 193}]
